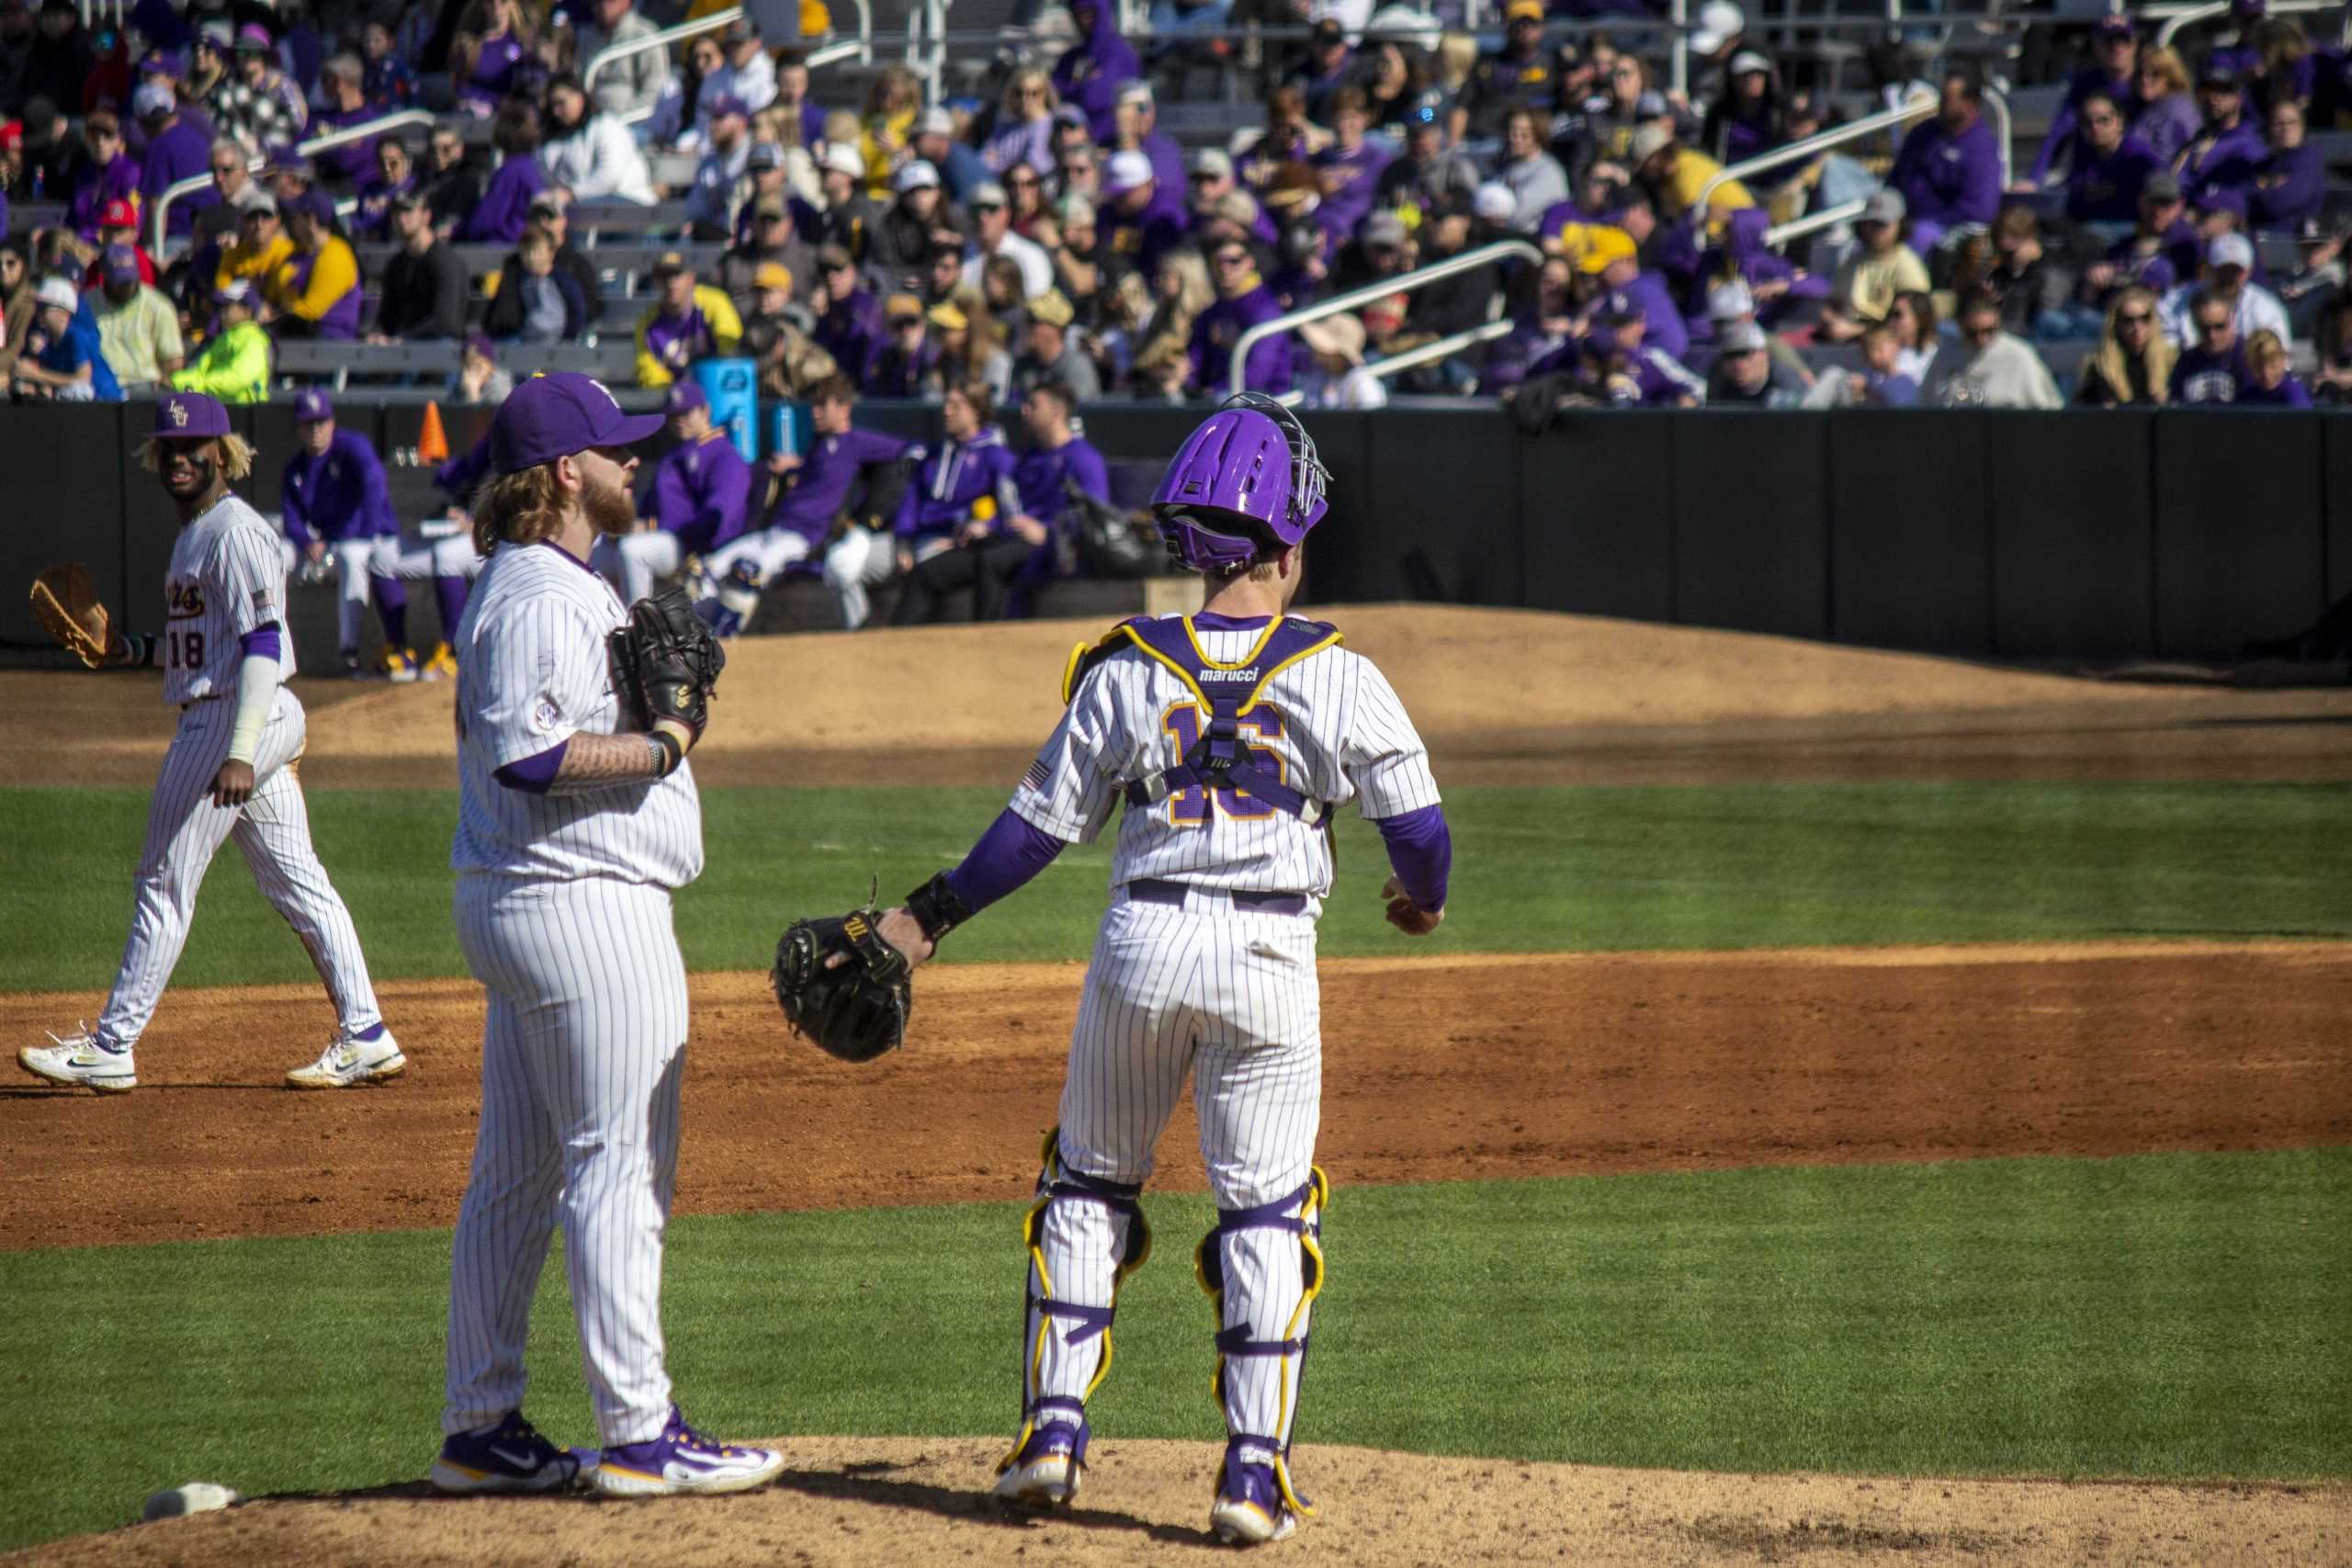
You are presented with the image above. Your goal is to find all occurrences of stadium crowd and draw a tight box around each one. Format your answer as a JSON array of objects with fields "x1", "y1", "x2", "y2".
[{"x1": 4, "y1": 0, "x2": 2351, "y2": 414}]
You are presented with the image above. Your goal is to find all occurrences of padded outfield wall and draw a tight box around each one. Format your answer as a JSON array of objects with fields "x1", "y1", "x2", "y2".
[{"x1": 2, "y1": 401, "x2": 2342, "y2": 662}]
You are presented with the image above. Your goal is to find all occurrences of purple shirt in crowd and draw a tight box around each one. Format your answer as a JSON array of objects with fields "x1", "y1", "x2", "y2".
[
  {"x1": 460, "y1": 30, "x2": 530, "y2": 114},
  {"x1": 68, "y1": 153, "x2": 141, "y2": 239},
  {"x1": 2252, "y1": 141, "x2": 2323, "y2": 231},
  {"x1": 769, "y1": 426, "x2": 911, "y2": 544},
  {"x1": 2066, "y1": 135, "x2": 2159, "y2": 224},
  {"x1": 309, "y1": 104, "x2": 379, "y2": 185},
  {"x1": 2169, "y1": 342, "x2": 2249, "y2": 403},
  {"x1": 283, "y1": 244, "x2": 364, "y2": 339},
  {"x1": 1050, "y1": 6, "x2": 1140, "y2": 143},
  {"x1": 816, "y1": 288, "x2": 888, "y2": 384},
  {"x1": 2174, "y1": 118, "x2": 2266, "y2": 199},
  {"x1": 1312, "y1": 138, "x2": 1394, "y2": 251},
  {"x1": 461, "y1": 154, "x2": 546, "y2": 244},
  {"x1": 1189, "y1": 283, "x2": 1291, "y2": 396},
  {"x1": 650, "y1": 430, "x2": 753, "y2": 554},
  {"x1": 139, "y1": 117, "x2": 211, "y2": 235},
  {"x1": 2029, "y1": 66, "x2": 2137, "y2": 185},
  {"x1": 1889, "y1": 111, "x2": 2002, "y2": 232}
]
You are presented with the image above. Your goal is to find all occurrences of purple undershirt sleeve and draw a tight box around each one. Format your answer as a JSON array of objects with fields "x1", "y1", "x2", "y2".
[
  {"x1": 1374, "y1": 803, "x2": 1452, "y2": 912},
  {"x1": 493, "y1": 737, "x2": 571, "y2": 795},
  {"x1": 944, "y1": 807, "x2": 1068, "y2": 914},
  {"x1": 238, "y1": 623, "x2": 282, "y2": 661}
]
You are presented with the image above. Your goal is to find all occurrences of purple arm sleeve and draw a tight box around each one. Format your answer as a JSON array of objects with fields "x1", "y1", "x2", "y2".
[
  {"x1": 493, "y1": 738, "x2": 571, "y2": 795},
  {"x1": 238, "y1": 623, "x2": 282, "y2": 660},
  {"x1": 943, "y1": 807, "x2": 1067, "y2": 914},
  {"x1": 1374, "y1": 803, "x2": 1452, "y2": 912}
]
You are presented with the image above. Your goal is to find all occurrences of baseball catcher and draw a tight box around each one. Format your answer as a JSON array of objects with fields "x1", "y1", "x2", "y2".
[{"x1": 772, "y1": 394, "x2": 1454, "y2": 1544}]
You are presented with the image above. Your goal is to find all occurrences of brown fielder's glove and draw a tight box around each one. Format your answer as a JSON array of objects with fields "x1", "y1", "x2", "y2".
[
  {"x1": 31, "y1": 562, "x2": 112, "y2": 668},
  {"x1": 772, "y1": 906, "x2": 912, "y2": 1064},
  {"x1": 608, "y1": 585, "x2": 727, "y2": 739}
]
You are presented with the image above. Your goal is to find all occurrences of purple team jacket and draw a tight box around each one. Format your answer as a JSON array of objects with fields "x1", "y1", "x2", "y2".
[
  {"x1": 282, "y1": 427, "x2": 397, "y2": 543},
  {"x1": 770, "y1": 426, "x2": 911, "y2": 544},
  {"x1": 650, "y1": 430, "x2": 754, "y2": 555},
  {"x1": 896, "y1": 425, "x2": 1018, "y2": 545}
]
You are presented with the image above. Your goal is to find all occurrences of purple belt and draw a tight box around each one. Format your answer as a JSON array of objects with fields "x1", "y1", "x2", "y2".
[{"x1": 1125, "y1": 878, "x2": 1308, "y2": 917}]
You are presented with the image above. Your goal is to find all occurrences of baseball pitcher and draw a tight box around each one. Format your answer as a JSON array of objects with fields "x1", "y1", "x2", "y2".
[
  {"x1": 431, "y1": 372, "x2": 777, "y2": 1500},
  {"x1": 828, "y1": 395, "x2": 1453, "y2": 1544}
]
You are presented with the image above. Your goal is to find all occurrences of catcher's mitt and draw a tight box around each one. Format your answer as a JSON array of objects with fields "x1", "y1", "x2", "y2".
[
  {"x1": 609, "y1": 585, "x2": 727, "y2": 739},
  {"x1": 31, "y1": 562, "x2": 112, "y2": 668},
  {"x1": 772, "y1": 908, "x2": 911, "y2": 1064}
]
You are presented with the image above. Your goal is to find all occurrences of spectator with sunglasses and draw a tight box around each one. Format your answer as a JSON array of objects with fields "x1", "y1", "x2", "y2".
[
  {"x1": 1188, "y1": 239, "x2": 1289, "y2": 396},
  {"x1": 1375, "y1": 91, "x2": 1480, "y2": 220},
  {"x1": 2168, "y1": 288, "x2": 2250, "y2": 401},
  {"x1": 2075, "y1": 286, "x2": 2175, "y2": 404}
]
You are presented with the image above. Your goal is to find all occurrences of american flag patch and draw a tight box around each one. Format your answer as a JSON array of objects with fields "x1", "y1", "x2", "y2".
[{"x1": 1021, "y1": 757, "x2": 1050, "y2": 793}]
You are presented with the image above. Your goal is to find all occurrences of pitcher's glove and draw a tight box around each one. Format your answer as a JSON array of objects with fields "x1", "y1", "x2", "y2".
[
  {"x1": 609, "y1": 585, "x2": 726, "y2": 739},
  {"x1": 772, "y1": 907, "x2": 911, "y2": 1063},
  {"x1": 30, "y1": 562, "x2": 112, "y2": 668}
]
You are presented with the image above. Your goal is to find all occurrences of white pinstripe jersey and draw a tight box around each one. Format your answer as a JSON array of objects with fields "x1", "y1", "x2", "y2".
[
  {"x1": 1012, "y1": 615, "x2": 1441, "y2": 897},
  {"x1": 163, "y1": 493, "x2": 297, "y2": 704},
  {"x1": 450, "y1": 539, "x2": 704, "y2": 886}
]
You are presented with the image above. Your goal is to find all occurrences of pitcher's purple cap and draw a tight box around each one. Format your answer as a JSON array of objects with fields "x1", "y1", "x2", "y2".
[
  {"x1": 293, "y1": 388, "x2": 333, "y2": 422},
  {"x1": 490, "y1": 372, "x2": 664, "y2": 475},
  {"x1": 155, "y1": 393, "x2": 232, "y2": 438},
  {"x1": 664, "y1": 380, "x2": 707, "y2": 413}
]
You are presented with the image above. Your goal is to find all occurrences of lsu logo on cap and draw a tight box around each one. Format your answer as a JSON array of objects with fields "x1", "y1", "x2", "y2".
[{"x1": 167, "y1": 399, "x2": 189, "y2": 427}]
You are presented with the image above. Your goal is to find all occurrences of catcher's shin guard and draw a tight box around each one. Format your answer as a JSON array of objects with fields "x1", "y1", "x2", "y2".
[
  {"x1": 1195, "y1": 1168, "x2": 1328, "y2": 1517},
  {"x1": 1000, "y1": 1129, "x2": 1152, "y2": 1475}
]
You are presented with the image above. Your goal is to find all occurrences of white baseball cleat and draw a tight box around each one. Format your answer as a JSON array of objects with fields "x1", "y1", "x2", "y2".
[
  {"x1": 1210, "y1": 1458, "x2": 1301, "y2": 1545},
  {"x1": 286, "y1": 1027, "x2": 407, "y2": 1089},
  {"x1": 590, "y1": 1407, "x2": 785, "y2": 1497},
  {"x1": 19, "y1": 1025, "x2": 137, "y2": 1094},
  {"x1": 992, "y1": 1426, "x2": 1086, "y2": 1510}
]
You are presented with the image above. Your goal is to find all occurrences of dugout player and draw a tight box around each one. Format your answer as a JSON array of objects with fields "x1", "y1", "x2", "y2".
[
  {"x1": 430, "y1": 372, "x2": 782, "y2": 1499},
  {"x1": 598, "y1": 380, "x2": 752, "y2": 608},
  {"x1": 279, "y1": 389, "x2": 418, "y2": 677},
  {"x1": 20, "y1": 393, "x2": 401, "y2": 1093},
  {"x1": 692, "y1": 375, "x2": 914, "y2": 637},
  {"x1": 868, "y1": 394, "x2": 1453, "y2": 1543}
]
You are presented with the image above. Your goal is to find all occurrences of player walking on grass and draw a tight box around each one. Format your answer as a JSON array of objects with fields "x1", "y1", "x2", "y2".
[
  {"x1": 871, "y1": 395, "x2": 1453, "y2": 1545},
  {"x1": 20, "y1": 394, "x2": 401, "y2": 1095},
  {"x1": 430, "y1": 372, "x2": 779, "y2": 1501}
]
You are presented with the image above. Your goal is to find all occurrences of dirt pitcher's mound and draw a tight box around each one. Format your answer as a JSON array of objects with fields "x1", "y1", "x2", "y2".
[{"x1": 11, "y1": 1438, "x2": 2343, "y2": 1568}]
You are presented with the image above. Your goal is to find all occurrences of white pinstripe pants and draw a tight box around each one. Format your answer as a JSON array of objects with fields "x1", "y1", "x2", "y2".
[
  {"x1": 97, "y1": 689, "x2": 383, "y2": 1050},
  {"x1": 1029, "y1": 890, "x2": 1324, "y2": 1448},
  {"x1": 446, "y1": 874, "x2": 689, "y2": 1447}
]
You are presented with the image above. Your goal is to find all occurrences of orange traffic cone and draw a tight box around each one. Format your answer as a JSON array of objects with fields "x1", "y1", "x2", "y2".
[{"x1": 418, "y1": 400, "x2": 450, "y2": 465}]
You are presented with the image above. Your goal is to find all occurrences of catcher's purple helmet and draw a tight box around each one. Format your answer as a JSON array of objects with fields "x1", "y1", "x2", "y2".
[{"x1": 1150, "y1": 393, "x2": 1332, "y2": 572}]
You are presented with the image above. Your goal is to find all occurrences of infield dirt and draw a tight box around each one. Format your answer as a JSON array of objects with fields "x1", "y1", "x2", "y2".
[{"x1": 6, "y1": 609, "x2": 2350, "y2": 1565}]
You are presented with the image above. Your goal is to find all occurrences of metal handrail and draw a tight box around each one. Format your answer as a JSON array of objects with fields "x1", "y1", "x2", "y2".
[
  {"x1": 1366, "y1": 318, "x2": 1517, "y2": 384},
  {"x1": 2152, "y1": 0, "x2": 2337, "y2": 49},
  {"x1": 1227, "y1": 239, "x2": 1542, "y2": 400},
  {"x1": 153, "y1": 107, "x2": 437, "y2": 257},
  {"x1": 1694, "y1": 90, "x2": 1935, "y2": 220},
  {"x1": 582, "y1": 0, "x2": 873, "y2": 92},
  {"x1": 1766, "y1": 197, "x2": 1866, "y2": 249},
  {"x1": 583, "y1": 6, "x2": 741, "y2": 92}
]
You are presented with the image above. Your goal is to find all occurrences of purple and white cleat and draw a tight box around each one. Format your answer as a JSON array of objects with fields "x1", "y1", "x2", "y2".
[
  {"x1": 992, "y1": 1419, "x2": 1087, "y2": 1510},
  {"x1": 591, "y1": 1405, "x2": 784, "y2": 1498},
  {"x1": 1210, "y1": 1451, "x2": 1301, "y2": 1546},
  {"x1": 429, "y1": 1409, "x2": 589, "y2": 1495}
]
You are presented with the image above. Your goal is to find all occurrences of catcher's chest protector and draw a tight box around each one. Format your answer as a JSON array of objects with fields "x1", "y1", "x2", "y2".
[{"x1": 1066, "y1": 615, "x2": 1343, "y2": 827}]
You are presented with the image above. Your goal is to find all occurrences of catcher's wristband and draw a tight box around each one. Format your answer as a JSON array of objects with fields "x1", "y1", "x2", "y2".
[
  {"x1": 646, "y1": 730, "x2": 684, "y2": 778},
  {"x1": 904, "y1": 872, "x2": 977, "y2": 943}
]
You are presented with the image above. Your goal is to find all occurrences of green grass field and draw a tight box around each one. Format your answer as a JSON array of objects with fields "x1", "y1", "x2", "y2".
[
  {"x1": 6, "y1": 778, "x2": 2348, "y2": 1553},
  {"x1": 6, "y1": 782, "x2": 2352, "y2": 990},
  {"x1": 3, "y1": 1150, "x2": 2346, "y2": 1552}
]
